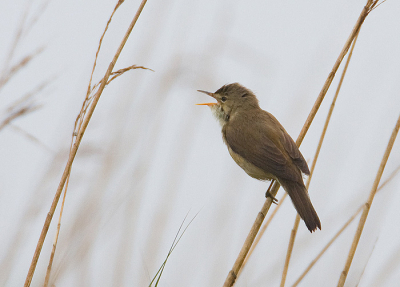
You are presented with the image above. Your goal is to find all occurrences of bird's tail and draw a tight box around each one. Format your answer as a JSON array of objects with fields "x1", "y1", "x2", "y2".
[{"x1": 279, "y1": 179, "x2": 321, "y2": 232}]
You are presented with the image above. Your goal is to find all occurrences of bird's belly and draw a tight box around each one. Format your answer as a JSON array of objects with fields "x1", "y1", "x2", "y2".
[{"x1": 227, "y1": 147, "x2": 275, "y2": 181}]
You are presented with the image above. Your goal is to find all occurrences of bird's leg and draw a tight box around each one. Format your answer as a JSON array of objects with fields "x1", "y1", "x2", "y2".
[{"x1": 265, "y1": 190, "x2": 278, "y2": 204}]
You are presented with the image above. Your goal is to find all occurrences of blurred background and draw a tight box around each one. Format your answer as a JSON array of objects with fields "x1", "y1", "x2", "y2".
[{"x1": 1, "y1": 0, "x2": 400, "y2": 286}]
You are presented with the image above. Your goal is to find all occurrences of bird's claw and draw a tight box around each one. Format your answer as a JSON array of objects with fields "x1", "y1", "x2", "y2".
[{"x1": 265, "y1": 191, "x2": 278, "y2": 204}]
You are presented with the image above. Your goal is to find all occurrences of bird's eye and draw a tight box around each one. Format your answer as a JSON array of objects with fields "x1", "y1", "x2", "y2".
[{"x1": 221, "y1": 96, "x2": 227, "y2": 102}]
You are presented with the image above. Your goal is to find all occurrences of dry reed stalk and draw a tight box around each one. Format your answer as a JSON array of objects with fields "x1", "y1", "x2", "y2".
[
  {"x1": 295, "y1": 211, "x2": 360, "y2": 286},
  {"x1": 281, "y1": 216, "x2": 301, "y2": 287},
  {"x1": 0, "y1": 0, "x2": 31, "y2": 79},
  {"x1": 337, "y1": 114, "x2": 400, "y2": 286},
  {"x1": 0, "y1": 0, "x2": 48, "y2": 95},
  {"x1": 280, "y1": 29, "x2": 360, "y2": 287},
  {"x1": 238, "y1": 192, "x2": 288, "y2": 276},
  {"x1": 86, "y1": 0, "x2": 124, "y2": 98},
  {"x1": 23, "y1": 1, "x2": 148, "y2": 286},
  {"x1": 0, "y1": 78, "x2": 50, "y2": 132},
  {"x1": 222, "y1": 1, "x2": 377, "y2": 286},
  {"x1": 8, "y1": 124, "x2": 52, "y2": 151},
  {"x1": 6, "y1": 78, "x2": 51, "y2": 113},
  {"x1": 292, "y1": 165, "x2": 400, "y2": 286},
  {"x1": 0, "y1": 105, "x2": 39, "y2": 131},
  {"x1": 0, "y1": 52, "x2": 50, "y2": 133},
  {"x1": 0, "y1": 47, "x2": 44, "y2": 91},
  {"x1": 43, "y1": 175, "x2": 70, "y2": 287},
  {"x1": 42, "y1": 2, "x2": 124, "y2": 283}
]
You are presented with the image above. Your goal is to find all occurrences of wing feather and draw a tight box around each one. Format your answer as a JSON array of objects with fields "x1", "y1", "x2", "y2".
[
  {"x1": 223, "y1": 111, "x2": 305, "y2": 181},
  {"x1": 280, "y1": 126, "x2": 310, "y2": 175}
]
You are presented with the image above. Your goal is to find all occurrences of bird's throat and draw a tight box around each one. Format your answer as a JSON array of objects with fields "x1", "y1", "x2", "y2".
[{"x1": 210, "y1": 104, "x2": 229, "y2": 127}]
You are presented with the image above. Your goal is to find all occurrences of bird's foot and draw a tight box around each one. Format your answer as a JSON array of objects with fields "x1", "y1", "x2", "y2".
[{"x1": 265, "y1": 191, "x2": 278, "y2": 205}]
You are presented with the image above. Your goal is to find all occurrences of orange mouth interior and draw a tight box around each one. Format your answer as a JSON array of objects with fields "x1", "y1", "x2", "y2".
[{"x1": 196, "y1": 102, "x2": 217, "y2": 106}]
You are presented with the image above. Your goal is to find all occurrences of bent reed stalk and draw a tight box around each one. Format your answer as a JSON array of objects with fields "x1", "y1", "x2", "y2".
[
  {"x1": 24, "y1": 1, "x2": 149, "y2": 286},
  {"x1": 222, "y1": 1, "x2": 379, "y2": 286}
]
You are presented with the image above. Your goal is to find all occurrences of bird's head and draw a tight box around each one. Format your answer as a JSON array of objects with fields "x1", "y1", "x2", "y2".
[{"x1": 197, "y1": 83, "x2": 259, "y2": 126}]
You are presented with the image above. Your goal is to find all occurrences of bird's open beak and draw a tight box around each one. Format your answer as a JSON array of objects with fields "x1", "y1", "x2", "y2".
[{"x1": 196, "y1": 90, "x2": 218, "y2": 106}]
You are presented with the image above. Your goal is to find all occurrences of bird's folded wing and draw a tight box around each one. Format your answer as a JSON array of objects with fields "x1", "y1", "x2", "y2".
[
  {"x1": 224, "y1": 122, "x2": 300, "y2": 182},
  {"x1": 280, "y1": 129, "x2": 310, "y2": 175}
]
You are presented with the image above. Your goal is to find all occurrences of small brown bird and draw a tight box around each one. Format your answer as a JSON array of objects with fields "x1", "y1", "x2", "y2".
[{"x1": 198, "y1": 83, "x2": 321, "y2": 232}]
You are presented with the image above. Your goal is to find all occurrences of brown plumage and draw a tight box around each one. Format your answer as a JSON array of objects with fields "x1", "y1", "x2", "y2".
[{"x1": 198, "y1": 83, "x2": 321, "y2": 232}]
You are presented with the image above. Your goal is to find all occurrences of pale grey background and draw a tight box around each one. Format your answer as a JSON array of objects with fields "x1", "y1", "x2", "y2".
[{"x1": 1, "y1": 0, "x2": 400, "y2": 286}]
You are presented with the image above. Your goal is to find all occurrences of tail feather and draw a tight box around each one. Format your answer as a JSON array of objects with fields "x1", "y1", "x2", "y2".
[{"x1": 279, "y1": 179, "x2": 321, "y2": 232}]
